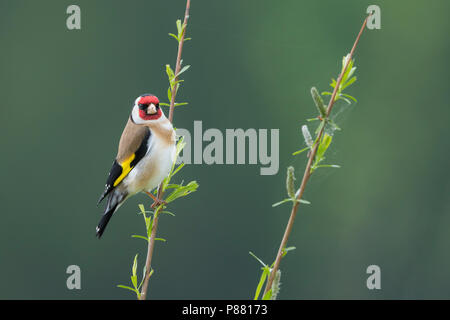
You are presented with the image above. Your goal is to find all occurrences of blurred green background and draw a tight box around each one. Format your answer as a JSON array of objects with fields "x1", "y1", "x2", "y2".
[{"x1": 1, "y1": 0, "x2": 449, "y2": 299}]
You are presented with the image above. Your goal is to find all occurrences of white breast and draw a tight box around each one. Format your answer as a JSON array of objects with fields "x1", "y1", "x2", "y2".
[{"x1": 122, "y1": 138, "x2": 176, "y2": 195}]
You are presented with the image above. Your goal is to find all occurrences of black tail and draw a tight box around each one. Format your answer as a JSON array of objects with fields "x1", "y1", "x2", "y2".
[{"x1": 96, "y1": 191, "x2": 126, "y2": 238}]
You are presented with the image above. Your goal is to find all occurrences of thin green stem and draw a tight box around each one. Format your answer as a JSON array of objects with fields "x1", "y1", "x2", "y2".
[
  {"x1": 139, "y1": 0, "x2": 191, "y2": 300},
  {"x1": 262, "y1": 15, "x2": 370, "y2": 298}
]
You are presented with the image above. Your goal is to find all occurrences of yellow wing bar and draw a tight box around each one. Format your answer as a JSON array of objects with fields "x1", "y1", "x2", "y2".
[{"x1": 113, "y1": 153, "x2": 136, "y2": 187}]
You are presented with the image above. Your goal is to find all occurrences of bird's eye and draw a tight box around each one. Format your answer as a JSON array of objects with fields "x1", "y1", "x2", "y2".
[{"x1": 138, "y1": 103, "x2": 146, "y2": 110}]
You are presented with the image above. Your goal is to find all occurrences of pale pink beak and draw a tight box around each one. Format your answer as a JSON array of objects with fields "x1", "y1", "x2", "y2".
[{"x1": 147, "y1": 103, "x2": 157, "y2": 115}]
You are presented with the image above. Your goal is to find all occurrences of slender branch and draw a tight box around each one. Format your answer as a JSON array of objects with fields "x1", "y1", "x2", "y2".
[
  {"x1": 262, "y1": 15, "x2": 369, "y2": 297},
  {"x1": 168, "y1": 0, "x2": 191, "y2": 123},
  {"x1": 139, "y1": 0, "x2": 191, "y2": 300}
]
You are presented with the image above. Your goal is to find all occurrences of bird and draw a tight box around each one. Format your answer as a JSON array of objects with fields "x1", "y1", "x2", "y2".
[{"x1": 96, "y1": 93, "x2": 176, "y2": 238}]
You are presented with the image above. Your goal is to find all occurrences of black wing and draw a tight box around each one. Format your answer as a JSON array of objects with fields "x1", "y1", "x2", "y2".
[{"x1": 97, "y1": 129, "x2": 151, "y2": 204}]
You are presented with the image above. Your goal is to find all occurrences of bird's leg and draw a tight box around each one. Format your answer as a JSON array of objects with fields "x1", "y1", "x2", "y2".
[{"x1": 145, "y1": 191, "x2": 167, "y2": 209}]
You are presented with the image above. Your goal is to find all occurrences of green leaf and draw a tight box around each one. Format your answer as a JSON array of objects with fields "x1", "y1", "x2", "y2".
[
  {"x1": 174, "y1": 102, "x2": 189, "y2": 107},
  {"x1": 118, "y1": 284, "x2": 140, "y2": 299},
  {"x1": 136, "y1": 210, "x2": 153, "y2": 215},
  {"x1": 176, "y1": 65, "x2": 190, "y2": 78},
  {"x1": 315, "y1": 119, "x2": 326, "y2": 135},
  {"x1": 161, "y1": 137, "x2": 187, "y2": 191},
  {"x1": 282, "y1": 246, "x2": 296, "y2": 257},
  {"x1": 163, "y1": 184, "x2": 179, "y2": 190},
  {"x1": 145, "y1": 215, "x2": 152, "y2": 235},
  {"x1": 292, "y1": 146, "x2": 310, "y2": 156},
  {"x1": 340, "y1": 93, "x2": 357, "y2": 103},
  {"x1": 176, "y1": 19, "x2": 182, "y2": 37},
  {"x1": 137, "y1": 205, "x2": 152, "y2": 235},
  {"x1": 132, "y1": 255, "x2": 138, "y2": 275},
  {"x1": 167, "y1": 87, "x2": 172, "y2": 102},
  {"x1": 336, "y1": 95, "x2": 351, "y2": 104},
  {"x1": 262, "y1": 288, "x2": 272, "y2": 300},
  {"x1": 166, "y1": 64, "x2": 175, "y2": 81},
  {"x1": 131, "y1": 275, "x2": 138, "y2": 291},
  {"x1": 131, "y1": 235, "x2": 149, "y2": 242},
  {"x1": 341, "y1": 58, "x2": 354, "y2": 82},
  {"x1": 139, "y1": 266, "x2": 147, "y2": 290},
  {"x1": 330, "y1": 78, "x2": 337, "y2": 88},
  {"x1": 172, "y1": 79, "x2": 184, "y2": 86},
  {"x1": 171, "y1": 163, "x2": 185, "y2": 178},
  {"x1": 311, "y1": 87, "x2": 327, "y2": 117},
  {"x1": 316, "y1": 133, "x2": 332, "y2": 160},
  {"x1": 147, "y1": 214, "x2": 154, "y2": 237},
  {"x1": 315, "y1": 164, "x2": 341, "y2": 169},
  {"x1": 165, "y1": 181, "x2": 199, "y2": 203},
  {"x1": 328, "y1": 120, "x2": 341, "y2": 131},
  {"x1": 341, "y1": 76, "x2": 357, "y2": 90},
  {"x1": 168, "y1": 33, "x2": 178, "y2": 41},
  {"x1": 272, "y1": 198, "x2": 292, "y2": 207},
  {"x1": 312, "y1": 133, "x2": 334, "y2": 173},
  {"x1": 249, "y1": 251, "x2": 267, "y2": 268},
  {"x1": 131, "y1": 254, "x2": 139, "y2": 290},
  {"x1": 155, "y1": 238, "x2": 166, "y2": 242},
  {"x1": 346, "y1": 66, "x2": 356, "y2": 80},
  {"x1": 253, "y1": 267, "x2": 270, "y2": 300},
  {"x1": 272, "y1": 198, "x2": 310, "y2": 207},
  {"x1": 117, "y1": 285, "x2": 138, "y2": 293},
  {"x1": 161, "y1": 210, "x2": 176, "y2": 217}
]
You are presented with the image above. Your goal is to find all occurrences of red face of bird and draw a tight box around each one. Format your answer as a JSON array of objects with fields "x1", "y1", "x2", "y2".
[{"x1": 130, "y1": 94, "x2": 166, "y2": 125}]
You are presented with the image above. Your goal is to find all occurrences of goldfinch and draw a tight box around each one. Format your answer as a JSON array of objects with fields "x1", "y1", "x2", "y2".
[{"x1": 96, "y1": 94, "x2": 176, "y2": 238}]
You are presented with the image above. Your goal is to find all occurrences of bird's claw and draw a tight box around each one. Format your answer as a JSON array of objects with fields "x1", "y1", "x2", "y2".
[
  {"x1": 151, "y1": 198, "x2": 167, "y2": 209},
  {"x1": 145, "y1": 191, "x2": 167, "y2": 209}
]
